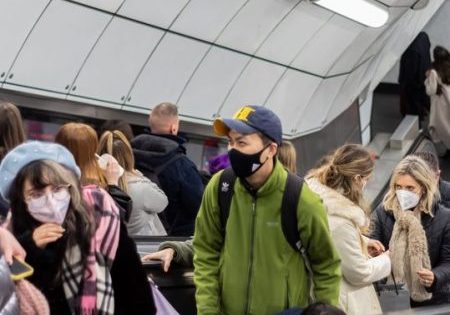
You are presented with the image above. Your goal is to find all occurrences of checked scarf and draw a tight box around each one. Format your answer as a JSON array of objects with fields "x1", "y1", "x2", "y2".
[{"x1": 61, "y1": 185, "x2": 120, "y2": 315}]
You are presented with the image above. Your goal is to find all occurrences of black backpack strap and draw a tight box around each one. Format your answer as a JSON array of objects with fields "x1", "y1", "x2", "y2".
[
  {"x1": 218, "y1": 168, "x2": 237, "y2": 233},
  {"x1": 281, "y1": 172, "x2": 315, "y2": 302},
  {"x1": 281, "y1": 172, "x2": 304, "y2": 252}
]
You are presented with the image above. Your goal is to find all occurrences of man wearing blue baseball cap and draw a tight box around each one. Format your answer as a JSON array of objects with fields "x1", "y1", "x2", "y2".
[{"x1": 193, "y1": 105, "x2": 341, "y2": 315}]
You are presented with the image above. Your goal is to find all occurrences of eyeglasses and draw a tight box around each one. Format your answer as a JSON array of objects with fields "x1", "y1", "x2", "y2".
[{"x1": 25, "y1": 185, "x2": 71, "y2": 209}]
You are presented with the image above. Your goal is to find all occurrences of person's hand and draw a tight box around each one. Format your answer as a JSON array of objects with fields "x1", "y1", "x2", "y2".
[
  {"x1": 367, "y1": 239, "x2": 385, "y2": 257},
  {"x1": 32, "y1": 223, "x2": 65, "y2": 249},
  {"x1": 0, "y1": 227, "x2": 26, "y2": 265},
  {"x1": 104, "y1": 156, "x2": 121, "y2": 186},
  {"x1": 142, "y1": 248, "x2": 175, "y2": 272},
  {"x1": 417, "y1": 268, "x2": 435, "y2": 288}
]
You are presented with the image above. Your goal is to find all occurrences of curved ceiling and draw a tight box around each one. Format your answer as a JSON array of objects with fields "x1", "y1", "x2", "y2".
[{"x1": 0, "y1": 0, "x2": 444, "y2": 138}]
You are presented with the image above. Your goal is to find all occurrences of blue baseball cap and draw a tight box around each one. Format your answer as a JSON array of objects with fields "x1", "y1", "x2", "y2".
[
  {"x1": 0, "y1": 141, "x2": 81, "y2": 201},
  {"x1": 213, "y1": 105, "x2": 282, "y2": 145}
]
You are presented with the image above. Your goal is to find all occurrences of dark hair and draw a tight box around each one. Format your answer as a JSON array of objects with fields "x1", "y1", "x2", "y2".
[
  {"x1": 98, "y1": 120, "x2": 134, "y2": 142},
  {"x1": 9, "y1": 160, "x2": 92, "y2": 282},
  {"x1": 412, "y1": 151, "x2": 439, "y2": 174},
  {"x1": 302, "y1": 302, "x2": 346, "y2": 315},
  {"x1": 433, "y1": 46, "x2": 450, "y2": 65},
  {"x1": 433, "y1": 46, "x2": 450, "y2": 86}
]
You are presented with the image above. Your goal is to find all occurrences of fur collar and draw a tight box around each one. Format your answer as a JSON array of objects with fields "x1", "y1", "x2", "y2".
[{"x1": 306, "y1": 177, "x2": 367, "y2": 228}]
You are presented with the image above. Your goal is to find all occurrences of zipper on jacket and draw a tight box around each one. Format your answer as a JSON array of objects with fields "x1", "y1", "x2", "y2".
[{"x1": 245, "y1": 197, "x2": 257, "y2": 315}]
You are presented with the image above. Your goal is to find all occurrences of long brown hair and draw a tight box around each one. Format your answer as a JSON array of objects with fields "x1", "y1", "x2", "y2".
[
  {"x1": 98, "y1": 130, "x2": 135, "y2": 192},
  {"x1": 307, "y1": 144, "x2": 374, "y2": 210},
  {"x1": 0, "y1": 102, "x2": 26, "y2": 161},
  {"x1": 55, "y1": 123, "x2": 106, "y2": 187}
]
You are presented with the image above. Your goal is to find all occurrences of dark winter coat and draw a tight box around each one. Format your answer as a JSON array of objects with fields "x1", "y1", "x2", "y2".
[
  {"x1": 439, "y1": 179, "x2": 450, "y2": 209},
  {"x1": 370, "y1": 203, "x2": 450, "y2": 306},
  {"x1": 399, "y1": 31, "x2": 431, "y2": 119},
  {"x1": 132, "y1": 134, "x2": 204, "y2": 236}
]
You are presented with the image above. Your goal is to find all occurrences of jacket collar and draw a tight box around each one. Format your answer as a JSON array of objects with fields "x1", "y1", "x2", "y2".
[
  {"x1": 151, "y1": 133, "x2": 187, "y2": 154},
  {"x1": 306, "y1": 177, "x2": 368, "y2": 228},
  {"x1": 236, "y1": 159, "x2": 286, "y2": 197}
]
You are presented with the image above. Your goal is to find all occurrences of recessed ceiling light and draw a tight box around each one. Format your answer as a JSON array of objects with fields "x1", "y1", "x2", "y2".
[{"x1": 313, "y1": 0, "x2": 389, "y2": 28}]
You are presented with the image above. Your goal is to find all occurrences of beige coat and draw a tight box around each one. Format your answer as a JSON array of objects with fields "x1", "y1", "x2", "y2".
[
  {"x1": 425, "y1": 69, "x2": 450, "y2": 150},
  {"x1": 306, "y1": 178, "x2": 391, "y2": 315}
]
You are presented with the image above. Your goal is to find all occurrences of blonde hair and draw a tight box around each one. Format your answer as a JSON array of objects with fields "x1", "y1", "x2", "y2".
[
  {"x1": 0, "y1": 102, "x2": 26, "y2": 160},
  {"x1": 55, "y1": 123, "x2": 107, "y2": 187},
  {"x1": 278, "y1": 140, "x2": 297, "y2": 173},
  {"x1": 383, "y1": 155, "x2": 439, "y2": 215},
  {"x1": 98, "y1": 130, "x2": 135, "y2": 193},
  {"x1": 307, "y1": 144, "x2": 374, "y2": 209}
]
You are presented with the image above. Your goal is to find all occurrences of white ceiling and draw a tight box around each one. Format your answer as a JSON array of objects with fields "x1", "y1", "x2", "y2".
[{"x1": 0, "y1": 0, "x2": 444, "y2": 137}]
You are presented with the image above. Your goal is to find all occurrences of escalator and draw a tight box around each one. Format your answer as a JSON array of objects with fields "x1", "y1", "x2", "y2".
[{"x1": 134, "y1": 236, "x2": 196, "y2": 315}]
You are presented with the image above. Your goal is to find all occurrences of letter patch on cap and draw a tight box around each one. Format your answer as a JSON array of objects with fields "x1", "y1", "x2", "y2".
[{"x1": 233, "y1": 106, "x2": 255, "y2": 121}]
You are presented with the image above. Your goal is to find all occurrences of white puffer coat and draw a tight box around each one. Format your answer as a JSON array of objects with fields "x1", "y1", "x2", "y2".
[{"x1": 306, "y1": 178, "x2": 391, "y2": 315}]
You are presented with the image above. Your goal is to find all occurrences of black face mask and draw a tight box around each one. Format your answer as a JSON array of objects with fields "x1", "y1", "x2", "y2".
[{"x1": 228, "y1": 145, "x2": 269, "y2": 178}]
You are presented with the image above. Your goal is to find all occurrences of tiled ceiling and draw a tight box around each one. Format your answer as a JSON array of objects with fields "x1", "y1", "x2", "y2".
[{"x1": 0, "y1": 0, "x2": 444, "y2": 137}]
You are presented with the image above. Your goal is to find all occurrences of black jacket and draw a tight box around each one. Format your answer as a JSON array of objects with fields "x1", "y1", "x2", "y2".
[
  {"x1": 16, "y1": 220, "x2": 156, "y2": 315},
  {"x1": 132, "y1": 134, "x2": 204, "y2": 236},
  {"x1": 439, "y1": 179, "x2": 450, "y2": 209},
  {"x1": 371, "y1": 203, "x2": 450, "y2": 306},
  {"x1": 107, "y1": 185, "x2": 133, "y2": 223},
  {"x1": 399, "y1": 31, "x2": 431, "y2": 118}
]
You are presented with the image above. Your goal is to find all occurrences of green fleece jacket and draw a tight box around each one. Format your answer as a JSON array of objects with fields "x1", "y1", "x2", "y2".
[{"x1": 193, "y1": 161, "x2": 342, "y2": 315}]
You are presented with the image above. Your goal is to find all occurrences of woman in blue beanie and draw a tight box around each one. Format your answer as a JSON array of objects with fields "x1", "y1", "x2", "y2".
[{"x1": 0, "y1": 141, "x2": 156, "y2": 315}]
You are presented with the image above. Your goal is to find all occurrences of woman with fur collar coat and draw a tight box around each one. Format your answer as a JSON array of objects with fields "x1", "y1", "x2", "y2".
[
  {"x1": 371, "y1": 155, "x2": 450, "y2": 307},
  {"x1": 306, "y1": 145, "x2": 391, "y2": 315}
]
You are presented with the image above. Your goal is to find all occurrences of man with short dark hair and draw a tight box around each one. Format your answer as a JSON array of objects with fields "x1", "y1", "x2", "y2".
[
  {"x1": 132, "y1": 102, "x2": 203, "y2": 236},
  {"x1": 193, "y1": 105, "x2": 341, "y2": 315},
  {"x1": 412, "y1": 151, "x2": 450, "y2": 208}
]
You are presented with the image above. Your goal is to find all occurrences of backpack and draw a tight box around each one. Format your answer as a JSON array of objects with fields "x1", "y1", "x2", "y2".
[{"x1": 218, "y1": 168, "x2": 314, "y2": 285}]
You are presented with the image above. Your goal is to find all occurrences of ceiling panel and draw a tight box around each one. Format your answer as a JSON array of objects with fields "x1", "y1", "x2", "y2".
[
  {"x1": 219, "y1": 59, "x2": 285, "y2": 118},
  {"x1": 327, "y1": 61, "x2": 373, "y2": 124},
  {"x1": 178, "y1": 46, "x2": 249, "y2": 121},
  {"x1": 68, "y1": 18, "x2": 163, "y2": 105},
  {"x1": 124, "y1": 33, "x2": 209, "y2": 111},
  {"x1": 5, "y1": 0, "x2": 110, "y2": 94},
  {"x1": 327, "y1": 7, "x2": 407, "y2": 75},
  {"x1": 295, "y1": 75, "x2": 347, "y2": 135},
  {"x1": 265, "y1": 70, "x2": 322, "y2": 134},
  {"x1": 216, "y1": 0, "x2": 299, "y2": 55},
  {"x1": 117, "y1": 0, "x2": 188, "y2": 28},
  {"x1": 0, "y1": 0, "x2": 49, "y2": 84},
  {"x1": 292, "y1": 14, "x2": 364, "y2": 77},
  {"x1": 170, "y1": 0, "x2": 247, "y2": 42},
  {"x1": 257, "y1": 2, "x2": 332, "y2": 66},
  {"x1": 69, "y1": 0, "x2": 124, "y2": 12}
]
